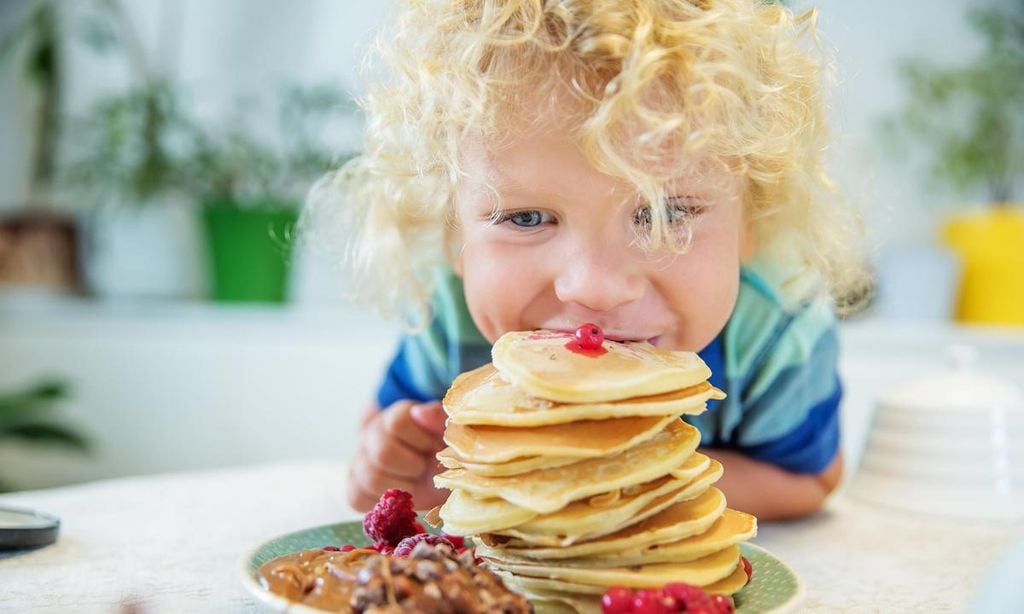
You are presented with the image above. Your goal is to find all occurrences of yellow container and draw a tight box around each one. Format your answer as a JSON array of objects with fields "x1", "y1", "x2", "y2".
[{"x1": 942, "y1": 206, "x2": 1024, "y2": 326}]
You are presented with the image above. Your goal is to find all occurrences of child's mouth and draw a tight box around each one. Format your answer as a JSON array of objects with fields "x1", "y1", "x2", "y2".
[{"x1": 546, "y1": 327, "x2": 662, "y2": 346}]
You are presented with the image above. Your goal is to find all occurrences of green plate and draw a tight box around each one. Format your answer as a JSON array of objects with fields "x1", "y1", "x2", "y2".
[{"x1": 241, "y1": 521, "x2": 804, "y2": 613}]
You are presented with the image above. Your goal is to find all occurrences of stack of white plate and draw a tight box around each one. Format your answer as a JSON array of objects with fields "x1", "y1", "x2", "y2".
[{"x1": 850, "y1": 346, "x2": 1024, "y2": 519}]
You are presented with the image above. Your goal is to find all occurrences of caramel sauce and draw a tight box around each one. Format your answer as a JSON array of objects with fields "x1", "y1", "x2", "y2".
[{"x1": 257, "y1": 547, "x2": 374, "y2": 611}]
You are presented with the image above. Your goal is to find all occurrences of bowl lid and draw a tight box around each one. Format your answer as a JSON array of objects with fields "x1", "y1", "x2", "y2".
[{"x1": 879, "y1": 345, "x2": 1024, "y2": 412}]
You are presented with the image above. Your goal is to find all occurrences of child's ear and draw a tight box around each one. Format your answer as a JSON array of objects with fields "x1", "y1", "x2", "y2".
[
  {"x1": 740, "y1": 220, "x2": 758, "y2": 261},
  {"x1": 444, "y1": 224, "x2": 465, "y2": 277}
]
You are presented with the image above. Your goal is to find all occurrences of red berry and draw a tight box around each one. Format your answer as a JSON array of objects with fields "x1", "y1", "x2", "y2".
[
  {"x1": 441, "y1": 532, "x2": 466, "y2": 549},
  {"x1": 371, "y1": 541, "x2": 394, "y2": 554},
  {"x1": 393, "y1": 533, "x2": 455, "y2": 557},
  {"x1": 412, "y1": 521, "x2": 425, "y2": 534},
  {"x1": 601, "y1": 586, "x2": 634, "y2": 614},
  {"x1": 362, "y1": 488, "x2": 419, "y2": 547},
  {"x1": 711, "y1": 594, "x2": 736, "y2": 613},
  {"x1": 575, "y1": 323, "x2": 604, "y2": 350},
  {"x1": 741, "y1": 556, "x2": 753, "y2": 580},
  {"x1": 340, "y1": 544, "x2": 356, "y2": 552},
  {"x1": 322, "y1": 546, "x2": 340, "y2": 551},
  {"x1": 663, "y1": 583, "x2": 713, "y2": 610}
]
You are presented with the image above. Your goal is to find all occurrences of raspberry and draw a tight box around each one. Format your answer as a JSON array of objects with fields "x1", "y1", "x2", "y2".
[
  {"x1": 362, "y1": 488, "x2": 419, "y2": 547},
  {"x1": 393, "y1": 533, "x2": 455, "y2": 557},
  {"x1": 601, "y1": 586, "x2": 634, "y2": 614},
  {"x1": 741, "y1": 556, "x2": 753, "y2": 581}
]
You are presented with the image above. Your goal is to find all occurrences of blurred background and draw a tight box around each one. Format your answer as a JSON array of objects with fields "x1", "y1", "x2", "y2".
[{"x1": 0, "y1": 0, "x2": 1021, "y2": 493}]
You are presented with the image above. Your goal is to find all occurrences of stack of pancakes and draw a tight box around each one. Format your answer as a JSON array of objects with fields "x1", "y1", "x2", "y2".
[{"x1": 430, "y1": 331, "x2": 757, "y2": 613}]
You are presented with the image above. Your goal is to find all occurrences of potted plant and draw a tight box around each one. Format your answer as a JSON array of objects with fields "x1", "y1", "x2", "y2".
[
  {"x1": 0, "y1": 380, "x2": 89, "y2": 493},
  {"x1": 188, "y1": 84, "x2": 359, "y2": 303},
  {"x1": 883, "y1": 4, "x2": 1024, "y2": 325},
  {"x1": 0, "y1": 0, "x2": 120, "y2": 295},
  {"x1": 61, "y1": 78, "x2": 203, "y2": 298}
]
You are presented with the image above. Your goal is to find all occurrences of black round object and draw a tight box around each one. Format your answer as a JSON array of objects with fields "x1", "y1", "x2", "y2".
[{"x1": 0, "y1": 506, "x2": 60, "y2": 550}]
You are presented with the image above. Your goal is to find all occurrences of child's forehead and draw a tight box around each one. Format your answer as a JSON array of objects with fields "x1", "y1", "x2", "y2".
[
  {"x1": 464, "y1": 107, "x2": 729, "y2": 182},
  {"x1": 469, "y1": 78, "x2": 726, "y2": 176},
  {"x1": 459, "y1": 127, "x2": 733, "y2": 202}
]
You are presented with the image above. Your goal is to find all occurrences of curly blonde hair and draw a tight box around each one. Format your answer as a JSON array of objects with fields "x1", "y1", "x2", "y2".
[{"x1": 306, "y1": 0, "x2": 866, "y2": 323}]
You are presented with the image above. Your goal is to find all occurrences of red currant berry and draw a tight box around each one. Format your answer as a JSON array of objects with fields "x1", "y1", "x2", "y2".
[
  {"x1": 322, "y1": 546, "x2": 340, "y2": 551},
  {"x1": 600, "y1": 586, "x2": 634, "y2": 614},
  {"x1": 632, "y1": 589, "x2": 668, "y2": 614},
  {"x1": 575, "y1": 323, "x2": 604, "y2": 350},
  {"x1": 441, "y1": 532, "x2": 466, "y2": 549},
  {"x1": 340, "y1": 544, "x2": 356, "y2": 552},
  {"x1": 741, "y1": 556, "x2": 753, "y2": 580},
  {"x1": 711, "y1": 594, "x2": 736, "y2": 613},
  {"x1": 663, "y1": 583, "x2": 713, "y2": 610},
  {"x1": 371, "y1": 541, "x2": 394, "y2": 555}
]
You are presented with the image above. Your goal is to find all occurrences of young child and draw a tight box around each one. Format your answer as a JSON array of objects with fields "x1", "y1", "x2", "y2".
[{"x1": 310, "y1": 0, "x2": 866, "y2": 521}]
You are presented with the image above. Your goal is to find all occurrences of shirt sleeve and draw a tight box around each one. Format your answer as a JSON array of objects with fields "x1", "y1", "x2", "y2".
[
  {"x1": 375, "y1": 269, "x2": 492, "y2": 409},
  {"x1": 375, "y1": 329, "x2": 452, "y2": 408},
  {"x1": 730, "y1": 310, "x2": 843, "y2": 475}
]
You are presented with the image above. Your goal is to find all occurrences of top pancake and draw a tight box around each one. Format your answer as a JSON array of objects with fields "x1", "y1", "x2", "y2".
[{"x1": 492, "y1": 330, "x2": 713, "y2": 403}]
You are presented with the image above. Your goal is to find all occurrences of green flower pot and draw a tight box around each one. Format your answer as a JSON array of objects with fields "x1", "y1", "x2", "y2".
[{"x1": 201, "y1": 200, "x2": 298, "y2": 303}]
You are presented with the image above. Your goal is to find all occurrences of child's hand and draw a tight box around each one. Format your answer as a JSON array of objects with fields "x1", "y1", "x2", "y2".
[{"x1": 347, "y1": 399, "x2": 449, "y2": 513}]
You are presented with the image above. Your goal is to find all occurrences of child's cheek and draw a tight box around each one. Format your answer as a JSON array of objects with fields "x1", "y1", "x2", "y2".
[{"x1": 459, "y1": 240, "x2": 541, "y2": 343}]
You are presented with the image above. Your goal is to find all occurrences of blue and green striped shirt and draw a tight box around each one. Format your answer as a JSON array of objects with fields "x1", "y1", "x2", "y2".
[{"x1": 376, "y1": 265, "x2": 841, "y2": 475}]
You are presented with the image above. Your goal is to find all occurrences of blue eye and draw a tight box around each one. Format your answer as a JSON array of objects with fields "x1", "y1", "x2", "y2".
[
  {"x1": 633, "y1": 197, "x2": 705, "y2": 228},
  {"x1": 492, "y1": 209, "x2": 551, "y2": 228},
  {"x1": 510, "y1": 211, "x2": 543, "y2": 227}
]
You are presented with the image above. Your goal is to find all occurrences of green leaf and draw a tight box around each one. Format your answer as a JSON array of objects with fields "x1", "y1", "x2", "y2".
[
  {"x1": 0, "y1": 423, "x2": 91, "y2": 454},
  {"x1": 0, "y1": 380, "x2": 71, "y2": 434},
  {"x1": 0, "y1": 379, "x2": 68, "y2": 410},
  {"x1": 878, "y1": 4, "x2": 1024, "y2": 202}
]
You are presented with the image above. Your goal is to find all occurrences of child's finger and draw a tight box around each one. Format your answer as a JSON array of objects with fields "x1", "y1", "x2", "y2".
[
  {"x1": 347, "y1": 478, "x2": 382, "y2": 513},
  {"x1": 409, "y1": 401, "x2": 447, "y2": 435},
  {"x1": 380, "y1": 401, "x2": 445, "y2": 454},
  {"x1": 361, "y1": 432, "x2": 431, "y2": 479},
  {"x1": 350, "y1": 457, "x2": 419, "y2": 500}
]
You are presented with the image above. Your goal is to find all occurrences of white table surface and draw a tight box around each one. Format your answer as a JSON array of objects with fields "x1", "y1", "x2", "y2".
[{"x1": 0, "y1": 461, "x2": 1019, "y2": 614}]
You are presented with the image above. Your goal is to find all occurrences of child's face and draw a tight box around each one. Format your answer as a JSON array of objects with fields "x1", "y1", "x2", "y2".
[{"x1": 453, "y1": 117, "x2": 751, "y2": 353}]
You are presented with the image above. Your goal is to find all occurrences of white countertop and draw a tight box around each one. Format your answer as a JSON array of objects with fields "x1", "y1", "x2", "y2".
[{"x1": 1, "y1": 461, "x2": 1020, "y2": 613}]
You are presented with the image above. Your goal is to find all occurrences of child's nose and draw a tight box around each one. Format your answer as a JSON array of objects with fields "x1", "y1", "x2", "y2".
[{"x1": 553, "y1": 247, "x2": 645, "y2": 312}]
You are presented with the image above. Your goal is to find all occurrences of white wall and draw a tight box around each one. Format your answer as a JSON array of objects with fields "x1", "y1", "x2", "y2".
[
  {"x1": 0, "y1": 0, "x2": 394, "y2": 210},
  {"x1": 0, "y1": 301, "x2": 397, "y2": 490},
  {"x1": 814, "y1": 0, "x2": 991, "y2": 252}
]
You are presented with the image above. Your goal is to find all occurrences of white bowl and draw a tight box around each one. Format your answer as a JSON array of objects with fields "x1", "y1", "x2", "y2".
[{"x1": 849, "y1": 346, "x2": 1024, "y2": 519}]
